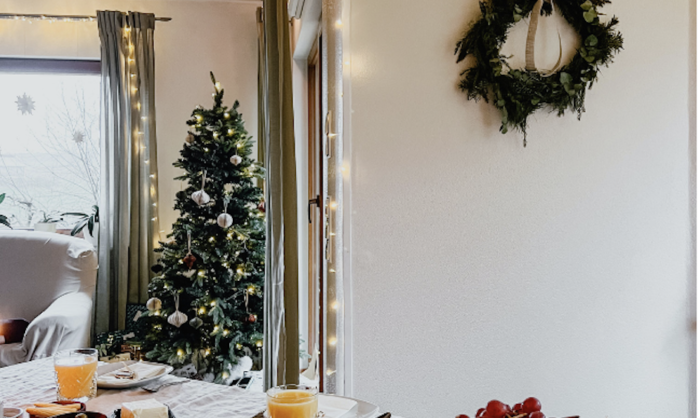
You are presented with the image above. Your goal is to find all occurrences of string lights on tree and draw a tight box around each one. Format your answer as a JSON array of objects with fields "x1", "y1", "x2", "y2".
[{"x1": 140, "y1": 73, "x2": 265, "y2": 384}]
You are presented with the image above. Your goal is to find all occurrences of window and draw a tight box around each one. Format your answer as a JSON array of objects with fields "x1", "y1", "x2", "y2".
[{"x1": 0, "y1": 58, "x2": 100, "y2": 229}]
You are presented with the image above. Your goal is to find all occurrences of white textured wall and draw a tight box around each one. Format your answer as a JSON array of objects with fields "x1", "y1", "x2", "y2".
[
  {"x1": 349, "y1": 1, "x2": 695, "y2": 417},
  {"x1": 0, "y1": 0, "x2": 260, "y2": 232}
]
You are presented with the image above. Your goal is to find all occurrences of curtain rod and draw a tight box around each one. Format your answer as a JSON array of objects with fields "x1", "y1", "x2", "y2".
[{"x1": 0, "y1": 13, "x2": 172, "y2": 22}]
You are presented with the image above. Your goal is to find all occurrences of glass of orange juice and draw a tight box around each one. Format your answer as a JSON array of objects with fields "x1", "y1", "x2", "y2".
[
  {"x1": 54, "y1": 348, "x2": 98, "y2": 402},
  {"x1": 267, "y1": 385, "x2": 319, "y2": 418}
]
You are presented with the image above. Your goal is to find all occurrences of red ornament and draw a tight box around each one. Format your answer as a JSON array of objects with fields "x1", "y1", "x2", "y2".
[
  {"x1": 258, "y1": 201, "x2": 265, "y2": 213},
  {"x1": 183, "y1": 253, "x2": 196, "y2": 269},
  {"x1": 247, "y1": 314, "x2": 257, "y2": 323}
]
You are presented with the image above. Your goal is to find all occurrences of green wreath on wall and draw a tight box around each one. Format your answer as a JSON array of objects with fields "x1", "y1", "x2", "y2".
[{"x1": 455, "y1": 0, "x2": 623, "y2": 146}]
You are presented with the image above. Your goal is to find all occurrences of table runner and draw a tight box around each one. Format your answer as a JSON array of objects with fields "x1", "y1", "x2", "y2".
[{"x1": 0, "y1": 358, "x2": 267, "y2": 418}]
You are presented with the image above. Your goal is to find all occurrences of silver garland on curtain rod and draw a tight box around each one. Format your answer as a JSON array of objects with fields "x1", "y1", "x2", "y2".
[{"x1": 0, "y1": 13, "x2": 172, "y2": 23}]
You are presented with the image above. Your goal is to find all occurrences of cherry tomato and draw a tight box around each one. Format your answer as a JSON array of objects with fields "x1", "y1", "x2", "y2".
[
  {"x1": 512, "y1": 403, "x2": 523, "y2": 413},
  {"x1": 476, "y1": 408, "x2": 486, "y2": 418},
  {"x1": 529, "y1": 412, "x2": 546, "y2": 418}
]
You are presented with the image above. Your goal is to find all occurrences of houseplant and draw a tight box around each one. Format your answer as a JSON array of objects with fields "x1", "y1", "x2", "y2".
[
  {"x1": 34, "y1": 211, "x2": 59, "y2": 233},
  {"x1": 0, "y1": 193, "x2": 11, "y2": 229},
  {"x1": 62, "y1": 205, "x2": 99, "y2": 246}
]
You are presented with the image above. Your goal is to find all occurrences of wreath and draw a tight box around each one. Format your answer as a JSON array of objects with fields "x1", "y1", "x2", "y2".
[{"x1": 455, "y1": 0, "x2": 623, "y2": 145}]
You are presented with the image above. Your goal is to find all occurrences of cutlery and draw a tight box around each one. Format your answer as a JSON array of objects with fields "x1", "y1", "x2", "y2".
[{"x1": 141, "y1": 378, "x2": 189, "y2": 393}]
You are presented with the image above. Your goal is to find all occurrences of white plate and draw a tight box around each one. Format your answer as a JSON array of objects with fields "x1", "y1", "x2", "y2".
[
  {"x1": 264, "y1": 395, "x2": 379, "y2": 418},
  {"x1": 3, "y1": 408, "x2": 23, "y2": 418},
  {"x1": 96, "y1": 360, "x2": 174, "y2": 389}
]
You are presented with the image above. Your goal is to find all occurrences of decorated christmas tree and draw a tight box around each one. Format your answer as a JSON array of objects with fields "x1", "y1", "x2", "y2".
[{"x1": 141, "y1": 73, "x2": 265, "y2": 384}]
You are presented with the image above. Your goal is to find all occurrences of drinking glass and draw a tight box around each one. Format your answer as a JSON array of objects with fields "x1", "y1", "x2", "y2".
[
  {"x1": 267, "y1": 385, "x2": 319, "y2": 418},
  {"x1": 54, "y1": 348, "x2": 98, "y2": 402}
]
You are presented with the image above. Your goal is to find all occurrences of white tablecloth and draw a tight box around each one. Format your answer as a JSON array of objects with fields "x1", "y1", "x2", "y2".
[
  {"x1": 0, "y1": 357, "x2": 267, "y2": 418},
  {"x1": 0, "y1": 358, "x2": 397, "y2": 418}
]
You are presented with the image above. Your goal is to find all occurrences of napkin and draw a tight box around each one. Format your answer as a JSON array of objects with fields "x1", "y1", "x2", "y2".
[
  {"x1": 97, "y1": 361, "x2": 167, "y2": 384},
  {"x1": 318, "y1": 396, "x2": 358, "y2": 418}
]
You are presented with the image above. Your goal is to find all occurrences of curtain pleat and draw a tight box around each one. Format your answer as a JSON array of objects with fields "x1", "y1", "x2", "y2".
[
  {"x1": 261, "y1": 0, "x2": 300, "y2": 389},
  {"x1": 96, "y1": 11, "x2": 160, "y2": 334},
  {"x1": 257, "y1": 7, "x2": 267, "y2": 185}
]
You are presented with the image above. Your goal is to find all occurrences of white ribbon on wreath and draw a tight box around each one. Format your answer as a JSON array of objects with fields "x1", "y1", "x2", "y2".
[{"x1": 525, "y1": 0, "x2": 564, "y2": 77}]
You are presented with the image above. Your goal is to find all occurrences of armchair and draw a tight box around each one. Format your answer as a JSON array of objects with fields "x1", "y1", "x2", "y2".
[{"x1": 0, "y1": 231, "x2": 97, "y2": 366}]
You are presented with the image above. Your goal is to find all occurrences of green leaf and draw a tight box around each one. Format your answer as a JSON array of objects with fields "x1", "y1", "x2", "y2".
[
  {"x1": 514, "y1": 13, "x2": 522, "y2": 22},
  {"x1": 62, "y1": 212, "x2": 88, "y2": 218},
  {"x1": 71, "y1": 218, "x2": 88, "y2": 236},
  {"x1": 584, "y1": 55, "x2": 596, "y2": 63},
  {"x1": 585, "y1": 35, "x2": 598, "y2": 46},
  {"x1": 0, "y1": 193, "x2": 5, "y2": 205},
  {"x1": 559, "y1": 72, "x2": 573, "y2": 85},
  {"x1": 581, "y1": 0, "x2": 593, "y2": 11},
  {"x1": 514, "y1": 5, "x2": 522, "y2": 13},
  {"x1": 87, "y1": 217, "x2": 95, "y2": 235},
  {"x1": 584, "y1": 10, "x2": 597, "y2": 23},
  {"x1": 531, "y1": 98, "x2": 541, "y2": 105},
  {"x1": 497, "y1": 99, "x2": 506, "y2": 107}
]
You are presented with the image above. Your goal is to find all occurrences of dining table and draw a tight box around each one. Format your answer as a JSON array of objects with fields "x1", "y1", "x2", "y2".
[{"x1": 0, "y1": 357, "x2": 392, "y2": 418}]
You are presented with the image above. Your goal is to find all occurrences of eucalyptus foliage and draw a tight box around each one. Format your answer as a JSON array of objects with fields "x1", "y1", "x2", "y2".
[
  {"x1": 455, "y1": 0, "x2": 623, "y2": 142},
  {"x1": 141, "y1": 73, "x2": 265, "y2": 383}
]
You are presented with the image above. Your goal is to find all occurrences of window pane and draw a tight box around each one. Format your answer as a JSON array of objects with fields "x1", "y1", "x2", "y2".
[{"x1": 0, "y1": 71, "x2": 100, "y2": 228}]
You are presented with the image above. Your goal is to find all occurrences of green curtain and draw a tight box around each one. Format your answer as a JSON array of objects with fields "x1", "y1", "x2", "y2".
[
  {"x1": 96, "y1": 11, "x2": 160, "y2": 333},
  {"x1": 260, "y1": 0, "x2": 300, "y2": 389}
]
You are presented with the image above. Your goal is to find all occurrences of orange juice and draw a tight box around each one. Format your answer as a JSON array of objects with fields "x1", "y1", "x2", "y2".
[
  {"x1": 267, "y1": 390, "x2": 318, "y2": 418},
  {"x1": 54, "y1": 354, "x2": 97, "y2": 400}
]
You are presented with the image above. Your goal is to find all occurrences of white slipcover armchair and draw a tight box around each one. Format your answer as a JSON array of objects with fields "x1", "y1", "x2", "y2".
[{"x1": 0, "y1": 231, "x2": 97, "y2": 367}]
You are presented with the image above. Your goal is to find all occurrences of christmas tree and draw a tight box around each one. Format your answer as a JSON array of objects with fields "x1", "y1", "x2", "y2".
[{"x1": 141, "y1": 73, "x2": 265, "y2": 384}]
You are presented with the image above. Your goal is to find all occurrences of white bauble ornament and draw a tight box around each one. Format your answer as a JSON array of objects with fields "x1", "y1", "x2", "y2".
[
  {"x1": 168, "y1": 310, "x2": 188, "y2": 328},
  {"x1": 146, "y1": 297, "x2": 162, "y2": 312},
  {"x1": 185, "y1": 133, "x2": 195, "y2": 145},
  {"x1": 189, "y1": 316, "x2": 203, "y2": 329},
  {"x1": 191, "y1": 190, "x2": 210, "y2": 206},
  {"x1": 217, "y1": 213, "x2": 233, "y2": 228},
  {"x1": 230, "y1": 155, "x2": 242, "y2": 166}
]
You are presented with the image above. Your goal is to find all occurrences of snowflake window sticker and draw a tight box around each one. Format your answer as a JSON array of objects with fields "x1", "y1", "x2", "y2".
[
  {"x1": 73, "y1": 131, "x2": 85, "y2": 144},
  {"x1": 15, "y1": 93, "x2": 35, "y2": 115}
]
